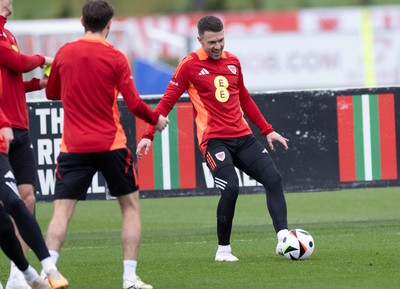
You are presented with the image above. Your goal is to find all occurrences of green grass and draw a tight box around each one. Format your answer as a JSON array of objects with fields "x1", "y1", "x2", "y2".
[{"x1": 1, "y1": 187, "x2": 399, "y2": 289}]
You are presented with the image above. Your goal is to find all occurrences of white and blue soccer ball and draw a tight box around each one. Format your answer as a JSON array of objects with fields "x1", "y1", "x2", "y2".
[{"x1": 282, "y1": 229, "x2": 315, "y2": 260}]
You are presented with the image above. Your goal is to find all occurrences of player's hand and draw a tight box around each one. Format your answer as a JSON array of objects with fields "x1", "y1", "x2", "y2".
[
  {"x1": 155, "y1": 115, "x2": 169, "y2": 131},
  {"x1": 43, "y1": 56, "x2": 53, "y2": 66},
  {"x1": 39, "y1": 75, "x2": 48, "y2": 89},
  {"x1": 136, "y1": 138, "x2": 152, "y2": 160},
  {"x1": 266, "y1": 131, "x2": 289, "y2": 151},
  {"x1": 0, "y1": 127, "x2": 14, "y2": 153}
]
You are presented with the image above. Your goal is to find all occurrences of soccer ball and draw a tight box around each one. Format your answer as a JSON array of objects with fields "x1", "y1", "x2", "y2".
[{"x1": 282, "y1": 229, "x2": 315, "y2": 260}]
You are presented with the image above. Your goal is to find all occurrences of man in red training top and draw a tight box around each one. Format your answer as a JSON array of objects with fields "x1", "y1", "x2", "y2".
[
  {"x1": 0, "y1": 109, "x2": 68, "y2": 289},
  {"x1": 44, "y1": 1, "x2": 168, "y2": 289},
  {"x1": 0, "y1": 1, "x2": 54, "y2": 288},
  {"x1": 137, "y1": 15, "x2": 290, "y2": 262}
]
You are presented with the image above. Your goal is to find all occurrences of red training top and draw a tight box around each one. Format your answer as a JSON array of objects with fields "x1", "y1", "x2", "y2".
[
  {"x1": 46, "y1": 36, "x2": 160, "y2": 153},
  {"x1": 0, "y1": 108, "x2": 11, "y2": 154},
  {"x1": 142, "y1": 48, "x2": 274, "y2": 155},
  {"x1": 0, "y1": 16, "x2": 45, "y2": 130}
]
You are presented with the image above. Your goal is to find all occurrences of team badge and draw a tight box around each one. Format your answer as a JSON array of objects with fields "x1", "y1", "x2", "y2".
[
  {"x1": 215, "y1": 151, "x2": 226, "y2": 161},
  {"x1": 227, "y1": 65, "x2": 237, "y2": 74}
]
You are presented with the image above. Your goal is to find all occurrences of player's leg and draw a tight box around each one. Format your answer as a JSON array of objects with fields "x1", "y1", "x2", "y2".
[
  {"x1": 0, "y1": 206, "x2": 51, "y2": 289},
  {"x1": 44, "y1": 152, "x2": 94, "y2": 288},
  {"x1": 6, "y1": 130, "x2": 37, "y2": 289},
  {"x1": 45, "y1": 151, "x2": 93, "y2": 257},
  {"x1": 45, "y1": 199, "x2": 78, "y2": 256},
  {"x1": 234, "y1": 135, "x2": 288, "y2": 254},
  {"x1": 0, "y1": 155, "x2": 62, "y2": 289},
  {"x1": 100, "y1": 148, "x2": 152, "y2": 289},
  {"x1": 8, "y1": 130, "x2": 37, "y2": 212},
  {"x1": 205, "y1": 139, "x2": 240, "y2": 262}
]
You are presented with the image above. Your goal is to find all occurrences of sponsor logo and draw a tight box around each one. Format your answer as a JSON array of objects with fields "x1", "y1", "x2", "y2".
[
  {"x1": 198, "y1": 68, "x2": 210, "y2": 75},
  {"x1": 262, "y1": 148, "x2": 268, "y2": 153},
  {"x1": 214, "y1": 177, "x2": 227, "y2": 190},
  {"x1": 215, "y1": 151, "x2": 225, "y2": 161},
  {"x1": 4, "y1": 170, "x2": 19, "y2": 196}
]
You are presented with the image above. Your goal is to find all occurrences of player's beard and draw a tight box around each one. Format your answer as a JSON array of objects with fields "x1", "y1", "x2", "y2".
[{"x1": 210, "y1": 49, "x2": 222, "y2": 60}]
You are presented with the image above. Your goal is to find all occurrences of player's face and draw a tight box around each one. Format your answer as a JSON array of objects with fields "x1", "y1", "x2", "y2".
[
  {"x1": 198, "y1": 30, "x2": 225, "y2": 60},
  {"x1": 1, "y1": 0, "x2": 13, "y2": 17}
]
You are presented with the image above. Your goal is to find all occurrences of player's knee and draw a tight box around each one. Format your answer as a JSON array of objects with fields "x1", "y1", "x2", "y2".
[
  {"x1": 18, "y1": 185, "x2": 36, "y2": 212},
  {"x1": 225, "y1": 182, "x2": 239, "y2": 196},
  {"x1": 215, "y1": 171, "x2": 239, "y2": 197},
  {"x1": 261, "y1": 164, "x2": 283, "y2": 190},
  {"x1": 21, "y1": 193, "x2": 36, "y2": 212}
]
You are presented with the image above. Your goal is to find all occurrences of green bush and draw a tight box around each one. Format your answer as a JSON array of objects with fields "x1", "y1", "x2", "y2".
[{"x1": 11, "y1": 0, "x2": 400, "y2": 20}]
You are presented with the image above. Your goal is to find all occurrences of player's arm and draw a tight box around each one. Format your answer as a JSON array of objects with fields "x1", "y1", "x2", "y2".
[
  {"x1": 23, "y1": 78, "x2": 41, "y2": 92},
  {"x1": 238, "y1": 75, "x2": 273, "y2": 135},
  {"x1": 45, "y1": 55, "x2": 61, "y2": 100},
  {"x1": 0, "y1": 42, "x2": 45, "y2": 73},
  {"x1": 136, "y1": 88, "x2": 185, "y2": 159},
  {"x1": 238, "y1": 67, "x2": 288, "y2": 150},
  {"x1": 0, "y1": 109, "x2": 13, "y2": 153},
  {"x1": 137, "y1": 58, "x2": 190, "y2": 158},
  {"x1": 116, "y1": 53, "x2": 163, "y2": 125}
]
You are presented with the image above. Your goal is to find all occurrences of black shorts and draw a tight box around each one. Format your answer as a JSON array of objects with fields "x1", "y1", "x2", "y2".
[
  {"x1": 55, "y1": 148, "x2": 139, "y2": 200},
  {"x1": 205, "y1": 134, "x2": 274, "y2": 182},
  {"x1": 0, "y1": 154, "x2": 20, "y2": 204},
  {"x1": 8, "y1": 129, "x2": 36, "y2": 186}
]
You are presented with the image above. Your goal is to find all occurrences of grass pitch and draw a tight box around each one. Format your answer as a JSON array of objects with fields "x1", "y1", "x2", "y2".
[{"x1": 1, "y1": 187, "x2": 399, "y2": 289}]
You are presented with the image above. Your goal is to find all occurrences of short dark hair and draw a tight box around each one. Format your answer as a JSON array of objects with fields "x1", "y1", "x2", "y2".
[
  {"x1": 197, "y1": 15, "x2": 224, "y2": 37},
  {"x1": 82, "y1": 0, "x2": 114, "y2": 33}
]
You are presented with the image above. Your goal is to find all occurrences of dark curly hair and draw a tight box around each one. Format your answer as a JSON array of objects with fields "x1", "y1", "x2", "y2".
[
  {"x1": 82, "y1": 0, "x2": 114, "y2": 33},
  {"x1": 197, "y1": 15, "x2": 224, "y2": 37}
]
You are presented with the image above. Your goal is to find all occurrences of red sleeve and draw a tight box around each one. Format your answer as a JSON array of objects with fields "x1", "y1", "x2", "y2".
[
  {"x1": 238, "y1": 67, "x2": 274, "y2": 135},
  {"x1": 0, "y1": 44, "x2": 45, "y2": 73},
  {"x1": 45, "y1": 54, "x2": 61, "y2": 100},
  {"x1": 141, "y1": 62, "x2": 187, "y2": 140},
  {"x1": 117, "y1": 53, "x2": 159, "y2": 125},
  {"x1": 24, "y1": 78, "x2": 41, "y2": 92}
]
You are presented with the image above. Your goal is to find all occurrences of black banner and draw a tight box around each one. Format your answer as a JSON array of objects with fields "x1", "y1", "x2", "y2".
[{"x1": 29, "y1": 86, "x2": 400, "y2": 201}]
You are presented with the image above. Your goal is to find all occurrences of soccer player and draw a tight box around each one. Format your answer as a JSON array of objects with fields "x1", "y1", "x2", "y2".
[
  {"x1": 44, "y1": 1, "x2": 168, "y2": 289},
  {"x1": 0, "y1": 110, "x2": 68, "y2": 289},
  {"x1": 0, "y1": 1, "x2": 54, "y2": 288},
  {"x1": 137, "y1": 15, "x2": 290, "y2": 262}
]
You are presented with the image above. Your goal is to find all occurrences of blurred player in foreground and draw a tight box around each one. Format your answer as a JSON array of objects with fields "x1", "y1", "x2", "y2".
[
  {"x1": 0, "y1": 109, "x2": 68, "y2": 289},
  {"x1": 137, "y1": 15, "x2": 289, "y2": 262},
  {"x1": 44, "y1": 1, "x2": 168, "y2": 289},
  {"x1": 0, "y1": 0, "x2": 54, "y2": 287}
]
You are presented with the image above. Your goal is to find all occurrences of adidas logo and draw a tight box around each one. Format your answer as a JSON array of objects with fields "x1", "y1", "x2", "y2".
[
  {"x1": 4, "y1": 170, "x2": 15, "y2": 179},
  {"x1": 4, "y1": 170, "x2": 18, "y2": 195},
  {"x1": 198, "y1": 68, "x2": 210, "y2": 75}
]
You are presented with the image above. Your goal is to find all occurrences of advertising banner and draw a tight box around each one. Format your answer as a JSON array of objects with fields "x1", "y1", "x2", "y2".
[{"x1": 29, "y1": 86, "x2": 400, "y2": 202}]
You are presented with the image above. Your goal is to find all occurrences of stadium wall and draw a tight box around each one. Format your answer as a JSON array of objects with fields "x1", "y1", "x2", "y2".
[{"x1": 29, "y1": 86, "x2": 400, "y2": 201}]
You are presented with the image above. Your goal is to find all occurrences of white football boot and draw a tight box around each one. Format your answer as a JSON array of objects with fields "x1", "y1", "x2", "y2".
[{"x1": 123, "y1": 277, "x2": 153, "y2": 289}]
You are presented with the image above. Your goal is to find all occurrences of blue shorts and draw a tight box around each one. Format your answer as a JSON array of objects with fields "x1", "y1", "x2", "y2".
[{"x1": 54, "y1": 148, "x2": 139, "y2": 200}]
